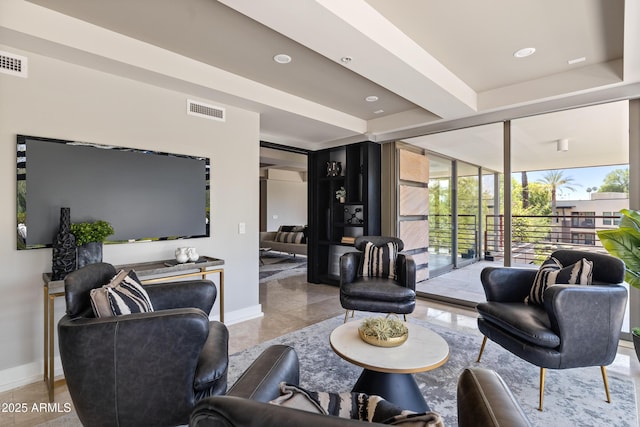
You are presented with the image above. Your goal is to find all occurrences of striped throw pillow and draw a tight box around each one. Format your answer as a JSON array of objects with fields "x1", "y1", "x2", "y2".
[
  {"x1": 526, "y1": 256, "x2": 593, "y2": 305},
  {"x1": 270, "y1": 383, "x2": 444, "y2": 425},
  {"x1": 90, "y1": 269, "x2": 154, "y2": 317},
  {"x1": 359, "y1": 241, "x2": 398, "y2": 279}
]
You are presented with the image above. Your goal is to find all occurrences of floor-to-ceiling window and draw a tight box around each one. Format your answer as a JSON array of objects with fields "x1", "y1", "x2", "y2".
[
  {"x1": 427, "y1": 155, "x2": 453, "y2": 276},
  {"x1": 456, "y1": 161, "x2": 480, "y2": 267},
  {"x1": 399, "y1": 100, "x2": 635, "y2": 334}
]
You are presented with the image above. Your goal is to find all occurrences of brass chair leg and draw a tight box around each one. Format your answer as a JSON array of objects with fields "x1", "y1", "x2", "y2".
[
  {"x1": 344, "y1": 310, "x2": 355, "y2": 323},
  {"x1": 476, "y1": 336, "x2": 488, "y2": 362},
  {"x1": 538, "y1": 368, "x2": 546, "y2": 411},
  {"x1": 601, "y1": 366, "x2": 611, "y2": 403}
]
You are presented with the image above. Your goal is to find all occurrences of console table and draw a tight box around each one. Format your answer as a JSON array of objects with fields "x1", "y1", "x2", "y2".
[{"x1": 42, "y1": 256, "x2": 224, "y2": 402}]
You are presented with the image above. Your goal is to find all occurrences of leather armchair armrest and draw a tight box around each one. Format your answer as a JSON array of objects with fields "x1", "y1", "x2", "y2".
[
  {"x1": 396, "y1": 254, "x2": 416, "y2": 291},
  {"x1": 480, "y1": 267, "x2": 537, "y2": 302},
  {"x1": 145, "y1": 280, "x2": 217, "y2": 314},
  {"x1": 457, "y1": 368, "x2": 531, "y2": 427},
  {"x1": 195, "y1": 321, "x2": 229, "y2": 395},
  {"x1": 340, "y1": 252, "x2": 361, "y2": 285},
  {"x1": 191, "y1": 396, "x2": 371, "y2": 427},
  {"x1": 226, "y1": 345, "x2": 300, "y2": 402},
  {"x1": 544, "y1": 284, "x2": 628, "y2": 364}
]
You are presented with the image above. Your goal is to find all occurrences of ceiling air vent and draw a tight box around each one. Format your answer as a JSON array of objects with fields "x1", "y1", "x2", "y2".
[
  {"x1": 0, "y1": 51, "x2": 28, "y2": 78},
  {"x1": 187, "y1": 99, "x2": 225, "y2": 122}
]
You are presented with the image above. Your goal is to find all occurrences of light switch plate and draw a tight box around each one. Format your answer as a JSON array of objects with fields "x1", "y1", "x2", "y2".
[{"x1": 238, "y1": 222, "x2": 246, "y2": 234}]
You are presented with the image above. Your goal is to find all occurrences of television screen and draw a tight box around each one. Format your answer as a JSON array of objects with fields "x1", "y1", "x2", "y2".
[{"x1": 17, "y1": 135, "x2": 210, "y2": 249}]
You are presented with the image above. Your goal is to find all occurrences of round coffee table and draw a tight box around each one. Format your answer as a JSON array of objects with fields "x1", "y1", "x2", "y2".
[{"x1": 329, "y1": 321, "x2": 449, "y2": 412}]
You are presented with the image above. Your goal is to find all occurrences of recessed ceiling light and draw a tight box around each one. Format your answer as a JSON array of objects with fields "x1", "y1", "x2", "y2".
[
  {"x1": 273, "y1": 54, "x2": 292, "y2": 64},
  {"x1": 513, "y1": 47, "x2": 536, "y2": 58},
  {"x1": 568, "y1": 57, "x2": 586, "y2": 65},
  {"x1": 341, "y1": 56, "x2": 353, "y2": 64},
  {"x1": 365, "y1": 95, "x2": 378, "y2": 102}
]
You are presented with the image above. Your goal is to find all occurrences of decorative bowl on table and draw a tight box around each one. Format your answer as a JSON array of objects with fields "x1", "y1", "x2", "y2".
[{"x1": 358, "y1": 316, "x2": 409, "y2": 348}]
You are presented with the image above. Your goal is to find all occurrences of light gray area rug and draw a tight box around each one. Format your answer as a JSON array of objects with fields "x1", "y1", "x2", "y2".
[{"x1": 228, "y1": 314, "x2": 637, "y2": 427}]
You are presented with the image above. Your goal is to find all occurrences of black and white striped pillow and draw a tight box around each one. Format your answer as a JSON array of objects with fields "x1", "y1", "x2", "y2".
[
  {"x1": 359, "y1": 241, "x2": 398, "y2": 280},
  {"x1": 526, "y1": 256, "x2": 593, "y2": 305},
  {"x1": 270, "y1": 383, "x2": 444, "y2": 425},
  {"x1": 90, "y1": 269, "x2": 154, "y2": 317}
]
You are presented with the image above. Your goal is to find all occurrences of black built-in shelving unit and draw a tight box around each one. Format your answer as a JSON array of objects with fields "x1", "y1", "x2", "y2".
[{"x1": 308, "y1": 142, "x2": 381, "y2": 285}]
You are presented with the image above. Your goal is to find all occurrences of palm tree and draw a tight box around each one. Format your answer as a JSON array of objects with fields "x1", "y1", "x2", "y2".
[{"x1": 537, "y1": 170, "x2": 579, "y2": 215}]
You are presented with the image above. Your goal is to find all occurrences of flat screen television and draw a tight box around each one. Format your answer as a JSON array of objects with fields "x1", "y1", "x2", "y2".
[{"x1": 17, "y1": 135, "x2": 210, "y2": 250}]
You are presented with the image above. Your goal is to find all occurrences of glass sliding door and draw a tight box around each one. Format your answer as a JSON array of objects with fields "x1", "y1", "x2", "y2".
[
  {"x1": 428, "y1": 155, "x2": 453, "y2": 276},
  {"x1": 456, "y1": 161, "x2": 479, "y2": 266}
]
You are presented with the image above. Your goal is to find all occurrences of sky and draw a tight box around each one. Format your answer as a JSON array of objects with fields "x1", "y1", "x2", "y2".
[{"x1": 511, "y1": 164, "x2": 628, "y2": 201}]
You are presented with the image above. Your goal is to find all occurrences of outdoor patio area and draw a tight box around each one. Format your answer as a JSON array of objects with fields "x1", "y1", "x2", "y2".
[{"x1": 416, "y1": 260, "x2": 536, "y2": 306}]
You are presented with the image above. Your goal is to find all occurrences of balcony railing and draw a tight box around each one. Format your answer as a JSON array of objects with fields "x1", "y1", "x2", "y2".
[
  {"x1": 429, "y1": 214, "x2": 478, "y2": 259},
  {"x1": 484, "y1": 214, "x2": 614, "y2": 265}
]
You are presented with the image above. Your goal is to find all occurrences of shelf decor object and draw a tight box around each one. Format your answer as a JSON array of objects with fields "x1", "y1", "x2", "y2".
[{"x1": 326, "y1": 161, "x2": 342, "y2": 177}]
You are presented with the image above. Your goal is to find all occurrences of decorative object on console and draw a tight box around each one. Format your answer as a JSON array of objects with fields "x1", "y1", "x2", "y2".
[
  {"x1": 358, "y1": 316, "x2": 408, "y2": 348},
  {"x1": 71, "y1": 220, "x2": 114, "y2": 268},
  {"x1": 51, "y1": 207, "x2": 76, "y2": 280},
  {"x1": 188, "y1": 247, "x2": 200, "y2": 262},
  {"x1": 326, "y1": 161, "x2": 342, "y2": 177},
  {"x1": 335, "y1": 186, "x2": 346, "y2": 203},
  {"x1": 176, "y1": 247, "x2": 190, "y2": 263}
]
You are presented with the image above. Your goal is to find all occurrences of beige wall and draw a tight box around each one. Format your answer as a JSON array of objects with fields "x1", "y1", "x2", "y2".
[
  {"x1": 263, "y1": 170, "x2": 307, "y2": 231},
  {"x1": 0, "y1": 45, "x2": 261, "y2": 390}
]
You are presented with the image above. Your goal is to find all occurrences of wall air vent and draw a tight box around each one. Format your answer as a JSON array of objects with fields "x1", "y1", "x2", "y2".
[
  {"x1": 187, "y1": 99, "x2": 225, "y2": 122},
  {"x1": 0, "y1": 51, "x2": 28, "y2": 78}
]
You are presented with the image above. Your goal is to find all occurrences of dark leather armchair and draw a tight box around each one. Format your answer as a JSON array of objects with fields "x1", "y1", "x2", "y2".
[
  {"x1": 339, "y1": 236, "x2": 416, "y2": 322},
  {"x1": 58, "y1": 262, "x2": 229, "y2": 427},
  {"x1": 476, "y1": 250, "x2": 628, "y2": 411}
]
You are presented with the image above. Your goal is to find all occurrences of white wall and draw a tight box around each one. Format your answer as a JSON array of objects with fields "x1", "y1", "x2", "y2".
[
  {"x1": 264, "y1": 170, "x2": 307, "y2": 230},
  {"x1": 0, "y1": 46, "x2": 261, "y2": 390}
]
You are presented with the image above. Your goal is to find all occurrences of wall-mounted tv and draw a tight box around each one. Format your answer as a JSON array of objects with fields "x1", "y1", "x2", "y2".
[{"x1": 17, "y1": 135, "x2": 210, "y2": 250}]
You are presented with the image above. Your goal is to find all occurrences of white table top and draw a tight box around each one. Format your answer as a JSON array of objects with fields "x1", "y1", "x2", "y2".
[{"x1": 329, "y1": 321, "x2": 449, "y2": 374}]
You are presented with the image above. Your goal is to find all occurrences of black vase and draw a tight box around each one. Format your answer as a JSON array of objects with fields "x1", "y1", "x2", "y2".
[
  {"x1": 77, "y1": 241, "x2": 103, "y2": 269},
  {"x1": 633, "y1": 332, "x2": 640, "y2": 363},
  {"x1": 51, "y1": 207, "x2": 77, "y2": 280}
]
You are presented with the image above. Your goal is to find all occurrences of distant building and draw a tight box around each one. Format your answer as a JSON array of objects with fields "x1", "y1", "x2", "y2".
[{"x1": 555, "y1": 192, "x2": 628, "y2": 245}]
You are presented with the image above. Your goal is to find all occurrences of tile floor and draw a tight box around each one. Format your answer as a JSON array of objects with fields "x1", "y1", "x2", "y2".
[{"x1": 1, "y1": 262, "x2": 639, "y2": 426}]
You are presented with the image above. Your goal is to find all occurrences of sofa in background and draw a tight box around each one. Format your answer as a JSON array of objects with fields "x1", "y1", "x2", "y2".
[
  {"x1": 260, "y1": 225, "x2": 308, "y2": 257},
  {"x1": 191, "y1": 345, "x2": 532, "y2": 426}
]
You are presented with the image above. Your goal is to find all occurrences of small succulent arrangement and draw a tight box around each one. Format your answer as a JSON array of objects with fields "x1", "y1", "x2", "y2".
[
  {"x1": 71, "y1": 220, "x2": 114, "y2": 246},
  {"x1": 335, "y1": 187, "x2": 346, "y2": 201},
  {"x1": 359, "y1": 316, "x2": 408, "y2": 341}
]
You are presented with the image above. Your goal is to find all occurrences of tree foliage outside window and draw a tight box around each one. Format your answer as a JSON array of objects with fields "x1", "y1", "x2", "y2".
[{"x1": 598, "y1": 168, "x2": 629, "y2": 193}]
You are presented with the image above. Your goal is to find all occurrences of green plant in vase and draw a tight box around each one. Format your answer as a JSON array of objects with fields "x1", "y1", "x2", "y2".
[
  {"x1": 335, "y1": 187, "x2": 346, "y2": 203},
  {"x1": 71, "y1": 220, "x2": 114, "y2": 268},
  {"x1": 596, "y1": 208, "x2": 640, "y2": 360}
]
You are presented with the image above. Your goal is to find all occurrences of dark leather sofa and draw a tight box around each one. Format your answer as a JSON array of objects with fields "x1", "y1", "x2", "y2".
[
  {"x1": 58, "y1": 263, "x2": 229, "y2": 427},
  {"x1": 191, "y1": 345, "x2": 531, "y2": 427}
]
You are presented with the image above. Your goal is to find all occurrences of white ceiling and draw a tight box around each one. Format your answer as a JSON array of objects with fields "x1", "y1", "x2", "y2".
[{"x1": 3, "y1": 0, "x2": 640, "y2": 165}]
